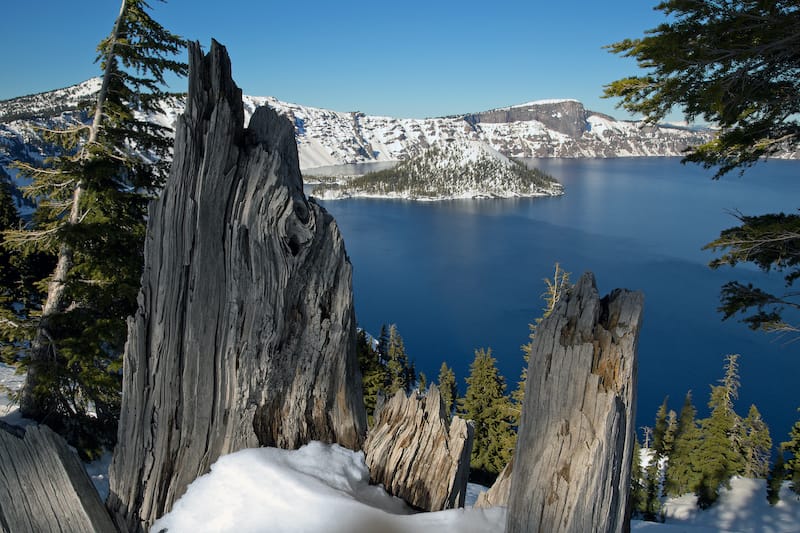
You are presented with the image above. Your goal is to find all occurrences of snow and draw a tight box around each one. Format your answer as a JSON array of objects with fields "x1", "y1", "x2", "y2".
[
  {"x1": 3, "y1": 364, "x2": 800, "y2": 531},
  {"x1": 152, "y1": 441, "x2": 506, "y2": 533},
  {"x1": 661, "y1": 478, "x2": 800, "y2": 533},
  {"x1": 150, "y1": 441, "x2": 800, "y2": 533},
  {"x1": 0, "y1": 362, "x2": 24, "y2": 419}
]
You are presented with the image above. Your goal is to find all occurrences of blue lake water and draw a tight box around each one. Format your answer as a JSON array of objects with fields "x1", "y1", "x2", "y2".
[{"x1": 311, "y1": 157, "x2": 800, "y2": 439}]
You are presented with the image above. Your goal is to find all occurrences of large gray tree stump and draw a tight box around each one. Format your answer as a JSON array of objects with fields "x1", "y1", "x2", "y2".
[
  {"x1": 106, "y1": 41, "x2": 366, "y2": 532},
  {"x1": 363, "y1": 386, "x2": 473, "y2": 511},
  {"x1": 0, "y1": 422, "x2": 116, "y2": 533},
  {"x1": 506, "y1": 272, "x2": 643, "y2": 533}
]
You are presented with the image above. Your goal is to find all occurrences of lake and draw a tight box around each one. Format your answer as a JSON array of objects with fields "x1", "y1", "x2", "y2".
[{"x1": 310, "y1": 157, "x2": 800, "y2": 439}]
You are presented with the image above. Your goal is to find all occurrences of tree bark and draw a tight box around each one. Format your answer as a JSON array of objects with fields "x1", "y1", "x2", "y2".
[
  {"x1": 363, "y1": 386, "x2": 473, "y2": 511},
  {"x1": 0, "y1": 422, "x2": 117, "y2": 533},
  {"x1": 106, "y1": 41, "x2": 366, "y2": 532},
  {"x1": 506, "y1": 272, "x2": 643, "y2": 533}
]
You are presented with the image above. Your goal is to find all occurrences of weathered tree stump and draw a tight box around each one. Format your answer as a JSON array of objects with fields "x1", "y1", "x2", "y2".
[
  {"x1": 0, "y1": 422, "x2": 116, "y2": 533},
  {"x1": 363, "y1": 386, "x2": 473, "y2": 511},
  {"x1": 506, "y1": 272, "x2": 643, "y2": 533},
  {"x1": 473, "y1": 456, "x2": 513, "y2": 509},
  {"x1": 106, "y1": 40, "x2": 366, "y2": 532}
]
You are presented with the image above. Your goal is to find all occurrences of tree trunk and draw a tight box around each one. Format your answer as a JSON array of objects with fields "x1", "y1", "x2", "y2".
[
  {"x1": 20, "y1": 0, "x2": 127, "y2": 420},
  {"x1": 106, "y1": 41, "x2": 366, "y2": 532},
  {"x1": 506, "y1": 272, "x2": 643, "y2": 533},
  {"x1": 0, "y1": 422, "x2": 117, "y2": 532}
]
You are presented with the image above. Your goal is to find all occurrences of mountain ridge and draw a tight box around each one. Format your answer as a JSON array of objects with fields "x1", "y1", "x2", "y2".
[{"x1": 3, "y1": 78, "x2": 795, "y2": 176}]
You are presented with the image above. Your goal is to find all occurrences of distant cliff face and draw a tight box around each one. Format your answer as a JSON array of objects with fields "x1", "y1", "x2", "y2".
[
  {"x1": 0, "y1": 79, "x2": 728, "y2": 179},
  {"x1": 467, "y1": 99, "x2": 588, "y2": 137}
]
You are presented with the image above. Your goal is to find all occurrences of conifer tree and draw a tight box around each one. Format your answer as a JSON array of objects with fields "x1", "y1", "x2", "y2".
[
  {"x1": 630, "y1": 439, "x2": 647, "y2": 517},
  {"x1": 356, "y1": 329, "x2": 388, "y2": 419},
  {"x1": 664, "y1": 391, "x2": 701, "y2": 497},
  {"x1": 461, "y1": 347, "x2": 515, "y2": 480},
  {"x1": 417, "y1": 371, "x2": 427, "y2": 393},
  {"x1": 386, "y1": 324, "x2": 409, "y2": 395},
  {"x1": 741, "y1": 404, "x2": 772, "y2": 479},
  {"x1": 694, "y1": 355, "x2": 745, "y2": 508},
  {"x1": 377, "y1": 324, "x2": 389, "y2": 364},
  {"x1": 437, "y1": 361, "x2": 457, "y2": 417},
  {"x1": 643, "y1": 397, "x2": 670, "y2": 521},
  {"x1": 1, "y1": 0, "x2": 185, "y2": 452},
  {"x1": 652, "y1": 397, "x2": 670, "y2": 455},
  {"x1": 784, "y1": 409, "x2": 800, "y2": 495},
  {"x1": 766, "y1": 448, "x2": 786, "y2": 506}
]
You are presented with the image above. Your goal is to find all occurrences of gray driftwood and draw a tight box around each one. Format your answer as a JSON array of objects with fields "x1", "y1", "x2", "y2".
[
  {"x1": 363, "y1": 385, "x2": 473, "y2": 511},
  {"x1": 0, "y1": 422, "x2": 116, "y2": 533},
  {"x1": 506, "y1": 272, "x2": 643, "y2": 533},
  {"x1": 106, "y1": 40, "x2": 366, "y2": 532}
]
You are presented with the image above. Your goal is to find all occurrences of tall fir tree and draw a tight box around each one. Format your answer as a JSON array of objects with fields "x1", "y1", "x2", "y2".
[
  {"x1": 386, "y1": 324, "x2": 410, "y2": 395},
  {"x1": 437, "y1": 361, "x2": 457, "y2": 417},
  {"x1": 643, "y1": 397, "x2": 670, "y2": 521},
  {"x1": 664, "y1": 391, "x2": 702, "y2": 497},
  {"x1": 652, "y1": 397, "x2": 670, "y2": 455},
  {"x1": 1, "y1": 0, "x2": 186, "y2": 453},
  {"x1": 377, "y1": 324, "x2": 390, "y2": 364},
  {"x1": 766, "y1": 448, "x2": 786, "y2": 506},
  {"x1": 740, "y1": 404, "x2": 772, "y2": 479},
  {"x1": 460, "y1": 347, "x2": 515, "y2": 481},
  {"x1": 417, "y1": 371, "x2": 427, "y2": 393},
  {"x1": 784, "y1": 409, "x2": 800, "y2": 495},
  {"x1": 356, "y1": 329, "x2": 388, "y2": 420},
  {"x1": 630, "y1": 438, "x2": 647, "y2": 517},
  {"x1": 694, "y1": 355, "x2": 745, "y2": 508}
]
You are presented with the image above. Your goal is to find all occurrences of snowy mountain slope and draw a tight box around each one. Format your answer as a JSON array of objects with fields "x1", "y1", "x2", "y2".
[
  {"x1": 312, "y1": 139, "x2": 564, "y2": 200},
  {"x1": 0, "y1": 78, "x2": 722, "y2": 178}
]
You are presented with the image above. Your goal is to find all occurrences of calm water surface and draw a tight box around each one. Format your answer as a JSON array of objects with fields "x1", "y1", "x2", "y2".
[{"x1": 311, "y1": 157, "x2": 800, "y2": 437}]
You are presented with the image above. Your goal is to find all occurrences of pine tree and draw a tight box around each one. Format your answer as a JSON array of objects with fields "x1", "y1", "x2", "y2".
[
  {"x1": 377, "y1": 324, "x2": 389, "y2": 364},
  {"x1": 741, "y1": 404, "x2": 772, "y2": 479},
  {"x1": 664, "y1": 391, "x2": 701, "y2": 497},
  {"x1": 784, "y1": 409, "x2": 800, "y2": 495},
  {"x1": 386, "y1": 324, "x2": 409, "y2": 395},
  {"x1": 694, "y1": 355, "x2": 745, "y2": 508},
  {"x1": 643, "y1": 398, "x2": 670, "y2": 521},
  {"x1": 766, "y1": 448, "x2": 786, "y2": 506},
  {"x1": 460, "y1": 347, "x2": 515, "y2": 480},
  {"x1": 652, "y1": 397, "x2": 670, "y2": 456},
  {"x1": 631, "y1": 439, "x2": 647, "y2": 517},
  {"x1": 356, "y1": 329, "x2": 388, "y2": 419},
  {"x1": 417, "y1": 371, "x2": 427, "y2": 393},
  {"x1": 437, "y1": 361, "x2": 457, "y2": 417},
  {"x1": 1, "y1": 0, "x2": 185, "y2": 453}
]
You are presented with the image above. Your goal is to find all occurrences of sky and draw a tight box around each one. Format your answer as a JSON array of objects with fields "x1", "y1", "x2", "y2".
[{"x1": 0, "y1": 1, "x2": 671, "y2": 120}]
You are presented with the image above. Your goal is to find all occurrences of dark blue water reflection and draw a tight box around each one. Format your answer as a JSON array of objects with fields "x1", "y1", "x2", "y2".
[{"x1": 312, "y1": 157, "x2": 800, "y2": 438}]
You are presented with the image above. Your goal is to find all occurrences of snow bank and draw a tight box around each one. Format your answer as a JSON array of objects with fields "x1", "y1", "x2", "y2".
[
  {"x1": 661, "y1": 477, "x2": 800, "y2": 533},
  {"x1": 152, "y1": 441, "x2": 505, "y2": 533}
]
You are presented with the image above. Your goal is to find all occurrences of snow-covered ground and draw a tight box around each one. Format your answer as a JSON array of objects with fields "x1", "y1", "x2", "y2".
[
  {"x1": 2, "y1": 363, "x2": 799, "y2": 531},
  {"x1": 153, "y1": 440, "x2": 800, "y2": 533},
  {"x1": 152, "y1": 442, "x2": 506, "y2": 533}
]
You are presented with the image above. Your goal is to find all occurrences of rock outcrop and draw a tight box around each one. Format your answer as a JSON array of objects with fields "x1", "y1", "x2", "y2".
[
  {"x1": 363, "y1": 386, "x2": 473, "y2": 511},
  {"x1": 506, "y1": 272, "x2": 643, "y2": 533},
  {"x1": 106, "y1": 40, "x2": 366, "y2": 532},
  {"x1": 467, "y1": 100, "x2": 588, "y2": 138},
  {"x1": 0, "y1": 422, "x2": 116, "y2": 533}
]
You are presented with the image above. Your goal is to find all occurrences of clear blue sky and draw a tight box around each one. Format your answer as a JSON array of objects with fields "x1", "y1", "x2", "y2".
[{"x1": 0, "y1": 0, "x2": 670, "y2": 120}]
